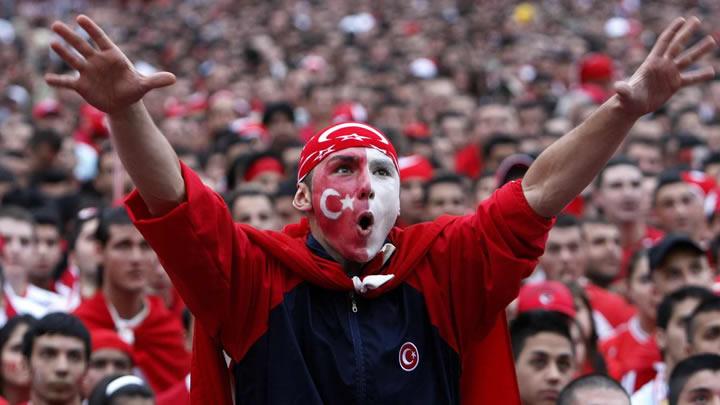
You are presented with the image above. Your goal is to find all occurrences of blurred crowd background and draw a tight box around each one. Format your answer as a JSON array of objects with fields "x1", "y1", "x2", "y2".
[{"x1": 0, "y1": 0, "x2": 719, "y2": 404}]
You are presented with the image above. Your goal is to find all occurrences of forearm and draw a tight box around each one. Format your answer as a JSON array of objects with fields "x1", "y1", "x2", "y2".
[
  {"x1": 108, "y1": 101, "x2": 184, "y2": 216},
  {"x1": 522, "y1": 96, "x2": 639, "y2": 217}
]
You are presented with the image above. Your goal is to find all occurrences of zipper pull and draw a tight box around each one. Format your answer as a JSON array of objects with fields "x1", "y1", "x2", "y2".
[{"x1": 350, "y1": 292, "x2": 358, "y2": 313}]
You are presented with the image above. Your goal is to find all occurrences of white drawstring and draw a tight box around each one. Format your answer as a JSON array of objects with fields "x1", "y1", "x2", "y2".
[{"x1": 352, "y1": 274, "x2": 394, "y2": 294}]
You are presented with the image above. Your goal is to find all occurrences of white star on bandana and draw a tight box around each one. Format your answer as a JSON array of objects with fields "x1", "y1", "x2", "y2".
[{"x1": 337, "y1": 133, "x2": 369, "y2": 142}]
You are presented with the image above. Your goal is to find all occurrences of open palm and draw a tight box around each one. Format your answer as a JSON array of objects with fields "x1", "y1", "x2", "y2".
[
  {"x1": 614, "y1": 17, "x2": 716, "y2": 117},
  {"x1": 45, "y1": 15, "x2": 175, "y2": 114}
]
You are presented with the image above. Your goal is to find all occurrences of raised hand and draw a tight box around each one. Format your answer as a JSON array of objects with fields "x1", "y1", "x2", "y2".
[
  {"x1": 614, "y1": 17, "x2": 717, "y2": 118},
  {"x1": 45, "y1": 15, "x2": 176, "y2": 114}
]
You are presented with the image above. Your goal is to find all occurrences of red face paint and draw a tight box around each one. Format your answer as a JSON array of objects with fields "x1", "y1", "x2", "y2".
[{"x1": 311, "y1": 147, "x2": 400, "y2": 263}]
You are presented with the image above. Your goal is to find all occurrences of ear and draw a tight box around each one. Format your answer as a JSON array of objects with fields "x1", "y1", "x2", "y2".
[{"x1": 292, "y1": 183, "x2": 312, "y2": 212}]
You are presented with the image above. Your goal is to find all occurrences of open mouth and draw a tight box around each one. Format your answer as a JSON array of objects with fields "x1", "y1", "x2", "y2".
[{"x1": 357, "y1": 212, "x2": 374, "y2": 234}]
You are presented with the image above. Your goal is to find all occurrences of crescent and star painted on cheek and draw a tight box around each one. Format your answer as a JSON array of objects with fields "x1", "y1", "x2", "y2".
[{"x1": 320, "y1": 188, "x2": 355, "y2": 220}]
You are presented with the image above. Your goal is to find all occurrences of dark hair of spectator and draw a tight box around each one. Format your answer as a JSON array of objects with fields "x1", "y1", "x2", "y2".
[
  {"x1": 0, "y1": 205, "x2": 35, "y2": 225},
  {"x1": 557, "y1": 373, "x2": 629, "y2": 405},
  {"x1": 21, "y1": 312, "x2": 91, "y2": 362},
  {"x1": 565, "y1": 281, "x2": 607, "y2": 374},
  {"x1": 554, "y1": 214, "x2": 582, "y2": 231},
  {"x1": 653, "y1": 169, "x2": 685, "y2": 206},
  {"x1": 594, "y1": 155, "x2": 640, "y2": 187},
  {"x1": 686, "y1": 296, "x2": 720, "y2": 345},
  {"x1": 0, "y1": 315, "x2": 36, "y2": 395},
  {"x1": 510, "y1": 310, "x2": 574, "y2": 360},
  {"x1": 94, "y1": 206, "x2": 133, "y2": 247},
  {"x1": 657, "y1": 286, "x2": 714, "y2": 331},
  {"x1": 422, "y1": 173, "x2": 469, "y2": 205},
  {"x1": 225, "y1": 188, "x2": 274, "y2": 212},
  {"x1": 669, "y1": 354, "x2": 720, "y2": 405},
  {"x1": 262, "y1": 102, "x2": 295, "y2": 127},
  {"x1": 29, "y1": 128, "x2": 62, "y2": 153},
  {"x1": 482, "y1": 134, "x2": 518, "y2": 160}
]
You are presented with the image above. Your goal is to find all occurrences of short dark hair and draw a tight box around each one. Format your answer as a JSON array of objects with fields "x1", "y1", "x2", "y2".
[
  {"x1": 687, "y1": 296, "x2": 720, "y2": 344},
  {"x1": 557, "y1": 373, "x2": 629, "y2": 405},
  {"x1": 95, "y1": 207, "x2": 133, "y2": 247},
  {"x1": 595, "y1": 155, "x2": 640, "y2": 187},
  {"x1": 422, "y1": 173, "x2": 468, "y2": 204},
  {"x1": 29, "y1": 128, "x2": 62, "y2": 153},
  {"x1": 657, "y1": 286, "x2": 714, "y2": 330},
  {"x1": 225, "y1": 188, "x2": 274, "y2": 211},
  {"x1": 262, "y1": 102, "x2": 295, "y2": 127},
  {"x1": 0, "y1": 315, "x2": 36, "y2": 363},
  {"x1": 653, "y1": 169, "x2": 686, "y2": 206},
  {"x1": 482, "y1": 134, "x2": 518, "y2": 160},
  {"x1": 510, "y1": 310, "x2": 574, "y2": 360},
  {"x1": 0, "y1": 205, "x2": 35, "y2": 226},
  {"x1": 669, "y1": 354, "x2": 720, "y2": 405},
  {"x1": 553, "y1": 214, "x2": 582, "y2": 232},
  {"x1": 21, "y1": 312, "x2": 91, "y2": 362}
]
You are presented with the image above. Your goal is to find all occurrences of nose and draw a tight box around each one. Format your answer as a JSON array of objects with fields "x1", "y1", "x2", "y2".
[
  {"x1": 545, "y1": 363, "x2": 561, "y2": 385},
  {"x1": 356, "y1": 179, "x2": 374, "y2": 200},
  {"x1": 55, "y1": 355, "x2": 69, "y2": 376}
]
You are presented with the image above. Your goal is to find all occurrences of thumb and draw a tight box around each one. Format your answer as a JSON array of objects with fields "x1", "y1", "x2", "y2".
[
  {"x1": 613, "y1": 81, "x2": 633, "y2": 102},
  {"x1": 142, "y1": 72, "x2": 176, "y2": 91}
]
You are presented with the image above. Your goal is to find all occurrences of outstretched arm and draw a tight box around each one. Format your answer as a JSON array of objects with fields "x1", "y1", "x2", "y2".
[
  {"x1": 46, "y1": 15, "x2": 182, "y2": 216},
  {"x1": 522, "y1": 17, "x2": 717, "y2": 217}
]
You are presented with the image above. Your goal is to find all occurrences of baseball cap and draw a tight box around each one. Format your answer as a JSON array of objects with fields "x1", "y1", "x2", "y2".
[
  {"x1": 517, "y1": 281, "x2": 576, "y2": 318},
  {"x1": 648, "y1": 234, "x2": 705, "y2": 272}
]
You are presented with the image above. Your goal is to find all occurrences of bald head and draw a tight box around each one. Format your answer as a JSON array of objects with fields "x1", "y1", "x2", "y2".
[{"x1": 557, "y1": 374, "x2": 630, "y2": 405}]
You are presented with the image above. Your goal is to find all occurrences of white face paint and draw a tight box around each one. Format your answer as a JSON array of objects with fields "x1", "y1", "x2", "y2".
[
  {"x1": 365, "y1": 148, "x2": 400, "y2": 258},
  {"x1": 310, "y1": 147, "x2": 400, "y2": 263}
]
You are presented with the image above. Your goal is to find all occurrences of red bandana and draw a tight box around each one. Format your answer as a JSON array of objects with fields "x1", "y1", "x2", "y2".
[{"x1": 297, "y1": 122, "x2": 399, "y2": 183}]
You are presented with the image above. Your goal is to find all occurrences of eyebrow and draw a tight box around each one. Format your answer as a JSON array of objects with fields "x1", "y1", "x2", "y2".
[{"x1": 326, "y1": 155, "x2": 359, "y2": 164}]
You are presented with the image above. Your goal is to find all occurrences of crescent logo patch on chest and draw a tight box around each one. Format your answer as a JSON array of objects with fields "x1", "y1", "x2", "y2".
[{"x1": 399, "y1": 341, "x2": 419, "y2": 372}]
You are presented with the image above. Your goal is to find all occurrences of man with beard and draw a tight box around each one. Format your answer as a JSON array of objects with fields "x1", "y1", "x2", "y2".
[
  {"x1": 21, "y1": 313, "x2": 89, "y2": 405},
  {"x1": 46, "y1": 14, "x2": 717, "y2": 404},
  {"x1": 582, "y1": 218, "x2": 622, "y2": 289}
]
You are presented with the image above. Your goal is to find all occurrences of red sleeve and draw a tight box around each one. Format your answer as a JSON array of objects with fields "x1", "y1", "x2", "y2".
[
  {"x1": 428, "y1": 180, "x2": 553, "y2": 345},
  {"x1": 125, "y1": 163, "x2": 268, "y2": 355}
]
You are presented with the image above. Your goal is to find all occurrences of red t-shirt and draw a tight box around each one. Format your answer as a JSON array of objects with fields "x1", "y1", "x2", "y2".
[
  {"x1": 73, "y1": 292, "x2": 190, "y2": 392},
  {"x1": 585, "y1": 283, "x2": 636, "y2": 329},
  {"x1": 600, "y1": 316, "x2": 661, "y2": 393}
]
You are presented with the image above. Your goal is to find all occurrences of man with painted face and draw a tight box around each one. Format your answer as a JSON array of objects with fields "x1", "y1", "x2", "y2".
[{"x1": 45, "y1": 14, "x2": 717, "y2": 405}]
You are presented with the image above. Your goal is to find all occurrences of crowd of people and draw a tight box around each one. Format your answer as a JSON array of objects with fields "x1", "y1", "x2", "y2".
[{"x1": 0, "y1": 0, "x2": 717, "y2": 404}]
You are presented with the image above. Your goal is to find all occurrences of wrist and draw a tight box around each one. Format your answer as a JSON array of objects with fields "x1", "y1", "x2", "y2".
[{"x1": 606, "y1": 94, "x2": 645, "y2": 121}]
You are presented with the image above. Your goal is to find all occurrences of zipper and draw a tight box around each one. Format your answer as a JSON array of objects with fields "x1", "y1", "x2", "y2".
[{"x1": 348, "y1": 292, "x2": 367, "y2": 403}]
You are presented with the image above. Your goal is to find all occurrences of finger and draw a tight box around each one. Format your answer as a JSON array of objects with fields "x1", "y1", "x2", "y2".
[
  {"x1": 44, "y1": 73, "x2": 78, "y2": 90},
  {"x1": 649, "y1": 17, "x2": 686, "y2": 58},
  {"x1": 76, "y1": 14, "x2": 115, "y2": 51},
  {"x1": 51, "y1": 21, "x2": 95, "y2": 58},
  {"x1": 141, "y1": 72, "x2": 177, "y2": 90},
  {"x1": 680, "y1": 66, "x2": 715, "y2": 86},
  {"x1": 50, "y1": 41, "x2": 85, "y2": 71},
  {"x1": 665, "y1": 16, "x2": 701, "y2": 58},
  {"x1": 675, "y1": 35, "x2": 718, "y2": 70}
]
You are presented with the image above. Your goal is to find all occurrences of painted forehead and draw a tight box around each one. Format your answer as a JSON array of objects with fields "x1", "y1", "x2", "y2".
[{"x1": 316, "y1": 147, "x2": 396, "y2": 170}]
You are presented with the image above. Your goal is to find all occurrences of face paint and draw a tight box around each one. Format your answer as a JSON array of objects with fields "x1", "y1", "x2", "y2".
[{"x1": 311, "y1": 147, "x2": 400, "y2": 263}]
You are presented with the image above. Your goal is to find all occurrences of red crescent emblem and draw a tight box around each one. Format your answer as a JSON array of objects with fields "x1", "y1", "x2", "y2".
[{"x1": 399, "y1": 342, "x2": 419, "y2": 371}]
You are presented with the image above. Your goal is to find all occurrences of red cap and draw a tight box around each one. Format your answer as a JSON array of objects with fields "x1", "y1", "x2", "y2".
[
  {"x1": 517, "y1": 281, "x2": 576, "y2": 318},
  {"x1": 398, "y1": 155, "x2": 433, "y2": 182},
  {"x1": 332, "y1": 102, "x2": 367, "y2": 123},
  {"x1": 91, "y1": 329, "x2": 134, "y2": 363},
  {"x1": 244, "y1": 156, "x2": 285, "y2": 182},
  {"x1": 403, "y1": 122, "x2": 430, "y2": 140},
  {"x1": 579, "y1": 53, "x2": 613, "y2": 84},
  {"x1": 32, "y1": 99, "x2": 61, "y2": 119},
  {"x1": 297, "y1": 122, "x2": 399, "y2": 183}
]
